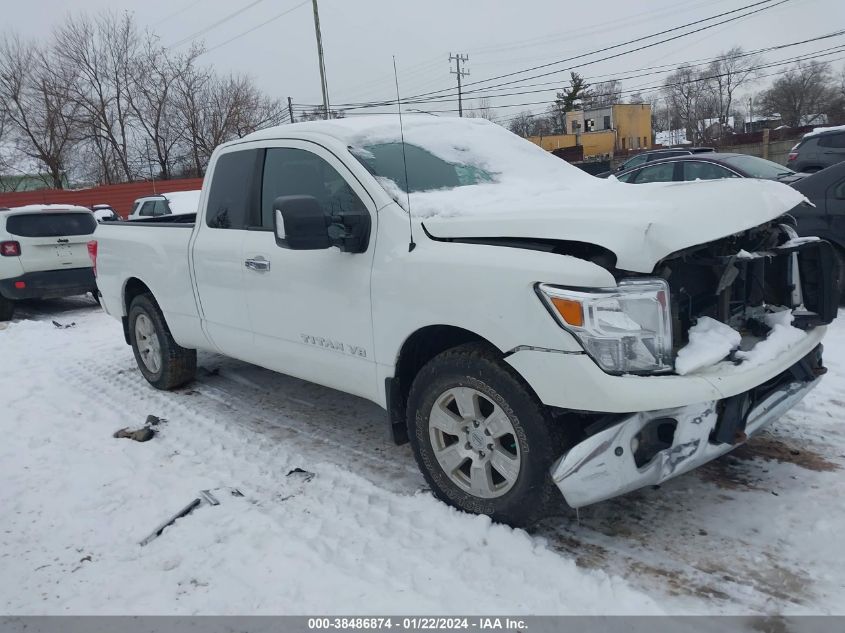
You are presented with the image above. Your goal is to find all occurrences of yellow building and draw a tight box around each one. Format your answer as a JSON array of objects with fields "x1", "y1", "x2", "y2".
[
  {"x1": 530, "y1": 131, "x2": 616, "y2": 157},
  {"x1": 528, "y1": 103, "x2": 652, "y2": 158}
]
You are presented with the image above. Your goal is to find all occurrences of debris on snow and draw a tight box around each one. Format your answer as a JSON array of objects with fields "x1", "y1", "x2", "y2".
[
  {"x1": 52, "y1": 320, "x2": 76, "y2": 329},
  {"x1": 139, "y1": 489, "x2": 227, "y2": 547},
  {"x1": 113, "y1": 414, "x2": 166, "y2": 442},
  {"x1": 113, "y1": 426, "x2": 155, "y2": 442},
  {"x1": 286, "y1": 467, "x2": 315, "y2": 482}
]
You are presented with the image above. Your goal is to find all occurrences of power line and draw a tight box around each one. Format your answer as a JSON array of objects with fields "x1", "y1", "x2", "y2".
[
  {"x1": 323, "y1": 0, "x2": 788, "y2": 110},
  {"x1": 169, "y1": 0, "x2": 267, "y2": 48},
  {"x1": 202, "y1": 0, "x2": 310, "y2": 54},
  {"x1": 153, "y1": 0, "x2": 205, "y2": 27},
  {"x1": 312, "y1": 48, "x2": 845, "y2": 119},
  {"x1": 298, "y1": 32, "x2": 845, "y2": 112},
  {"x1": 410, "y1": 0, "x2": 790, "y2": 100}
]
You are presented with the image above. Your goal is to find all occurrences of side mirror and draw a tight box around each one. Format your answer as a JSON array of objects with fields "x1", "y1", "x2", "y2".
[
  {"x1": 274, "y1": 194, "x2": 371, "y2": 254},
  {"x1": 274, "y1": 196, "x2": 331, "y2": 250}
]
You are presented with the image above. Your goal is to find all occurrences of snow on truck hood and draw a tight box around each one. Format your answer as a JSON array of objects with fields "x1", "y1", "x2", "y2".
[
  {"x1": 247, "y1": 116, "x2": 807, "y2": 272},
  {"x1": 422, "y1": 177, "x2": 807, "y2": 272}
]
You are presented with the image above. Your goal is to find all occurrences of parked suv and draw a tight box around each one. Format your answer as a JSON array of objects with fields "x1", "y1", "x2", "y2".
[
  {"x1": 128, "y1": 191, "x2": 201, "y2": 221},
  {"x1": 787, "y1": 126, "x2": 845, "y2": 173},
  {"x1": 0, "y1": 204, "x2": 98, "y2": 320}
]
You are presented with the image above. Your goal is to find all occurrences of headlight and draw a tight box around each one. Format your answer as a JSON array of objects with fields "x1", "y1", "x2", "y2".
[{"x1": 537, "y1": 278, "x2": 673, "y2": 374}]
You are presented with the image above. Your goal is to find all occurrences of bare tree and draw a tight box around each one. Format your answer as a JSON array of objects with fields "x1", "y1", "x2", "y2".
[
  {"x1": 466, "y1": 97, "x2": 496, "y2": 122},
  {"x1": 0, "y1": 33, "x2": 80, "y2": 189},
  {"x1": 759, "y1": 61, "x2": 836, "y2": 127},
  {"x1": 664, "y1": 65, "x2": 716, "y2": 143},
  {"x1": 129, "y1": 39, "x2": 202, "y2": 180},
  {"x1": 298, "y1": 105, "x2": 345, "y2": 121},
  {"x1": 507, "y1": 111, "x2": 534, "y2": 137},
  {"x1": 175, "y1": 72, "x2": 286, "y2": 176},
  {"x1": 53, "y1": 12, "x2": 141, "y2": 183},
  {"x1": 707, "y1": 47, "x2": 759, "y2": 135},
  {"x1": 585, "y1": 79, "x2": 622, "y2": 108}
]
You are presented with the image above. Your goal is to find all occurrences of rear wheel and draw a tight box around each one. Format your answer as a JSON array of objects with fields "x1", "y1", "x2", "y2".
[
  {"x1": 406, "y1": 343, "x2": 561, "y2": 527},
  {"x1": 128, "y1": 294, "x2": 196, "y2": 390},
  {"x1": 0, "y1": 296, "x2": 14, "y2": 321}
]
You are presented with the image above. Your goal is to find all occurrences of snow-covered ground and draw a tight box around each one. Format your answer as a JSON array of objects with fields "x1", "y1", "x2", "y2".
[{"x1": 1, "y1": 298, "x2": 844, "y2": 615}]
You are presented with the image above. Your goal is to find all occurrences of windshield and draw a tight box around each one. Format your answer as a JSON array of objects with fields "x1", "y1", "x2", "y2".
[
  {"x1": 350, "y1": 143, "x2": 493, "y2": 193},
  {"x1": 721, "y1": 155, "x2": 794, "y2": 179}
]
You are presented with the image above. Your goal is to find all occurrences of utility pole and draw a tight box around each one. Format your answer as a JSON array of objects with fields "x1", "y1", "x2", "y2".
[
  {"x1": 747, "y1": 96, "x2": 753, "y2": 133},
  {"x1": 311, "y1": 0, "x2": 330, "y2": 120},
  {"x1": 449, "y1": 53, "x2": 469, "y2": 117},
  {"x1": 288, "y1": 96, "x2": 295, "y2": 123}
]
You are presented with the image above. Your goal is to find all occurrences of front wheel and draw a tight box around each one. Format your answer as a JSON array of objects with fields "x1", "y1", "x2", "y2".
[
  {"x1": 406, "y1": 343, "x2": 561, "y2": 527},
  {"x1": 128, "y1": 294, "x2": 196, "y2": 390}
]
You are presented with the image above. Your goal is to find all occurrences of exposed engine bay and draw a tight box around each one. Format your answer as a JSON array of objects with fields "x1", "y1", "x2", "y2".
[{"x1": 651, "y1": 217, "x2": 840, "y2": 351}]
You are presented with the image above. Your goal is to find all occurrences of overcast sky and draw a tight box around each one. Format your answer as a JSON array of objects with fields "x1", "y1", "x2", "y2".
[{"x1": 7, "y1": 0, "x2": 845, "y2": 122}]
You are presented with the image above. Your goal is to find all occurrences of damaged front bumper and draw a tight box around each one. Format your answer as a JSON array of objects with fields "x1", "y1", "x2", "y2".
[{"x1": 552, "y1": 345, "x2": 824, "y2": 508}]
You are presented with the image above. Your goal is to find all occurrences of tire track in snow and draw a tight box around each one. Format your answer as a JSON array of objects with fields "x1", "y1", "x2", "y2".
[{"x1": 55, "y1": 323, "x2": 661, "y2": 614}]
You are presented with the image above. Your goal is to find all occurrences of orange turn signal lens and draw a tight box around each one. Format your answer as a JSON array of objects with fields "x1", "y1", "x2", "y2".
[{"x1": 550, "y1": 297, "x2": 584, "y2": 327}]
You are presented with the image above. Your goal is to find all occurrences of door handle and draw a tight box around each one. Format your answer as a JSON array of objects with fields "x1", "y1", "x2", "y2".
[{"x1": 244, "y1": 257, "x2": 271, "y2": 272}]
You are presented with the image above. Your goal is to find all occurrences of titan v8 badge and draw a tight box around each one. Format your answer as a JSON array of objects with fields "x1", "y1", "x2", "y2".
[{"x1": 301, "y1": 334, "x2": 367, "y2": 358}]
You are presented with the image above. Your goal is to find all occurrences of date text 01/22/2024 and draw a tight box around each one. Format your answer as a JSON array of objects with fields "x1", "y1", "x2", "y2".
[{"x1": 307, "y1": 617, "x2": 528, "y2": 630}]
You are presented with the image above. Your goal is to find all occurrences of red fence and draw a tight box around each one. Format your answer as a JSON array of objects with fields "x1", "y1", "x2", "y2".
[{"x1": 0, "y1": 178, "x2": 204, "y2": 218}]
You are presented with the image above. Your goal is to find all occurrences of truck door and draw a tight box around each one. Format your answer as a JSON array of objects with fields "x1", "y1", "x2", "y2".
[
  {"x1": 190, "y1": 148, "x2": 262, "y2": 358},
  {"x1": 240, "y1": 141, "x2": 379, "y2": 402}
]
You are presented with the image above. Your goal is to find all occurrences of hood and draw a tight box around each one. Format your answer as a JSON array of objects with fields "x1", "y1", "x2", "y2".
[{"x1": 422, "y1": 178, "x2": 807, "y2": 273}]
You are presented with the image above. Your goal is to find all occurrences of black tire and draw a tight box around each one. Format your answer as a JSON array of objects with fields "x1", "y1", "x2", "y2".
[
  {"x1": 128, "y1": 293, "x2": 196, "y2": 390},
  {"x1": 0, "y1": 296, "x2": 14, "y2": 321},
  {"x1": 406, "y1": 343, "x2": 561, "y2": 527}
]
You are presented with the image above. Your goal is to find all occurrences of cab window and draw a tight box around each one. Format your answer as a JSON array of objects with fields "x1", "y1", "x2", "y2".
[
  {"x1": 260, "y1": 148, "x2": 367, "y2": 229},
  {"x1": 206, "y1": 150, "x2": 262, "y2": 229}
]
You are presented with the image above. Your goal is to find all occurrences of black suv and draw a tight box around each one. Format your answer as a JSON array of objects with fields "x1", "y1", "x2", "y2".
[{"x1": 787, "y1": 127, "x2": 845, "y2": 173}]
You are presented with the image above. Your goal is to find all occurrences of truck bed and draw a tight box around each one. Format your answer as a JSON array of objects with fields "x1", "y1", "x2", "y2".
[{"x1": 95, "y1": 219, "x2": 204, "y2": 348}]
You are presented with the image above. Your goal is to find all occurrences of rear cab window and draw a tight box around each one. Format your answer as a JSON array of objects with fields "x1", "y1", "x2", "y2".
[
  {"x1": 5, "y1": 212, "x2": 97, "y2": 237},
  {"x1": 206, "y1": 149, "x2": 263, "y2": 229}
]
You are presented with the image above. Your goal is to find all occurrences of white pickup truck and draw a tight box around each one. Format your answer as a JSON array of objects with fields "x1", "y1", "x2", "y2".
[{"x1": 94, "y1": 116, "x2": 839, "y2": 526}]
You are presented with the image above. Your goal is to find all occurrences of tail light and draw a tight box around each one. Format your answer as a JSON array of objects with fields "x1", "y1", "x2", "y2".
[
  {"x1": 1, "y1": 241, "x2": 21, "y2": 257},
  {"x1": 87, "y1": 240, "x2": 98, "y2": 276},
  {"x1": 788, "y1": 152, "x2": 798, "y2": 161}
]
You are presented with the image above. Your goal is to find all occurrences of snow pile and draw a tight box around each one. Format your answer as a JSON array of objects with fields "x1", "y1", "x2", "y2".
[
  {"x1": 163, "y1": 190, "x2": 202, "y2": 215},
  {"x1": 676, "y1": 310, "x2": 810, "y2": 375},
  {"x1": 675, "y1": 317, "x2": 742, "y2": 376},
  {"x1": 735, "y1": 309, "x2": 807, "y2": 368}
]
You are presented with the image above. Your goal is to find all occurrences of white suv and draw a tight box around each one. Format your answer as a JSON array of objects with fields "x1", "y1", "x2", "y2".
[
  {"x1": 127, "y1": 191, "x2": 201, "y2": 221},
  {"x1": 0, "y1": 205, "x2": 98, "y2": 321}
]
